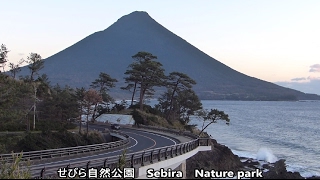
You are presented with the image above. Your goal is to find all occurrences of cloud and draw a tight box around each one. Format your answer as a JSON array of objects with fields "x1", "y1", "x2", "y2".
[
  {"x1": 275, "y1": 78, "x2": 320, "y2": 95},
  {"x1": 307, "y1": 76, "x2": 320, "y2": 80},
  {"x1": 18, "y1": 53, "x2": 24, "y2": 56},
  {"x1": 291, "y1": 77, "x2": 306, "y2": 81},
  {"x1": 309, "y1": 64, "x2": 320, "y2": 72}
]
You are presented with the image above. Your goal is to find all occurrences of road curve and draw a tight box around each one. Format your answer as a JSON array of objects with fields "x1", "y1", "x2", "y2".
[{"x1": 29, "y1": 124, "x2": 179, "y2": 177}]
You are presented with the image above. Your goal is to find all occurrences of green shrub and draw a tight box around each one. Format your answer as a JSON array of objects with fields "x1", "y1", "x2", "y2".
[
  {"x1": 0, "y1": 134, "x2": 25, "y2": 154},
  {"x1": 118, "y1": 148, "x2": 127, "y2": 169},
  {"x1": 83, "y1": 130, "x2": 106, "y2": 144},
  {"x1": 13, "y1": 130, "x2": 106, "y2": 153},
  {"x1": 0, "y1": 152, "x2": 31, "y2": 179}
]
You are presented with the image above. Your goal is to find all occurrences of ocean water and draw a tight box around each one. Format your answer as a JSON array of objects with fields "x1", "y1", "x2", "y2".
[{"x1": 186, "y1": 100, "x2": 320, "y2": 178}]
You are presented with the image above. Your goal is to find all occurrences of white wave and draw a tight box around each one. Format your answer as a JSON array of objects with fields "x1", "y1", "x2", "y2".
[
  {"x1": 233, "y1": 148, "x2": 319, "y2": 178},
  {"x1": 256, "y1": 147, "x2": 278, "y2": 163},
  {"x1": 287, "y1": 164, "x2": 320, "y2": 178},
  {"x1": 231, "y1": 149, "x2": 257, "y2": 159}
]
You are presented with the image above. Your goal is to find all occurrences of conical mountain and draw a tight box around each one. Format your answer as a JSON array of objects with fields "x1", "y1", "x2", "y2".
[{"x1": 19, "y1": 11, "x2": 320, "y2": 100}]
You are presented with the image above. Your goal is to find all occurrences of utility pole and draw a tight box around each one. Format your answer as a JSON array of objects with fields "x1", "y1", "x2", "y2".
[{"x1": 33, "y1": 84, "x2": 37, "y2": 130}]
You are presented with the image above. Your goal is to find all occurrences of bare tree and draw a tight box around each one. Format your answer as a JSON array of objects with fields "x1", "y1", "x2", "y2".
[
  {"x1": 83, "y1": 89, "x2": 103, "y2": 135},
  {"x1": 0, "y1": 44, "x2": 9, "y2": 73},
  {"x1": 9, "y1": 59, "x2": 25, "y2": 79}
]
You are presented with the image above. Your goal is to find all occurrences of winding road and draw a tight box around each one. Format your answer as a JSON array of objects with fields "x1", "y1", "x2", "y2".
[{"x1": 29, "y1": 124, "x2": 180, "y2": 178}]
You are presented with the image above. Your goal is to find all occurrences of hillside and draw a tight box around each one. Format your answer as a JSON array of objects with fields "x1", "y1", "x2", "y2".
[{"x1": 18, "y1": 11, "x2": 320, "y2": 100}]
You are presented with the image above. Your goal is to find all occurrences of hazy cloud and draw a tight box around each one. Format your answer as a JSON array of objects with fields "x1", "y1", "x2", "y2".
[
  {"x1": 275, "y1": 78, "x2": 320, "y2": 95},
  {"x1": 291, "y1": 77, "x2": 306, "y2": 81},
  {"x1": 307, "y1": 76, "x2": 320, "y2": 80},
  {"x1": 309, "y1": 64, "x2": 320, "y2": 72},
  {"x1": 18, "y1": 53, "x2": 24, "y2": 56}
]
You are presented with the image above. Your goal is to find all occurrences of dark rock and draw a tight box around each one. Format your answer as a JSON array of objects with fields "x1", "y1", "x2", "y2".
[
  {"x1": 262, "y1": 163, "x2": 273, "y2": 170},
  {"x1": 259, "y1": 159, "x2": 304, "y2": 179},
  {"x1": 186, "y1": 139, "x2": 309, "y2": 179},
  {"x1": 243, "y1": 159, "x2": 260, "y2": 167},
  {"x1": 186, "y1": 139, "x2": 244, "y2": 179},
  {"x1": 306, "y1": 176, "x2": 320, "y2": 179}
]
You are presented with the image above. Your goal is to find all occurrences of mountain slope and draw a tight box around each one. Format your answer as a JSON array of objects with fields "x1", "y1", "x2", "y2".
[{"x1": 19, "y1": 11, "x2": 320, "y2": 100}]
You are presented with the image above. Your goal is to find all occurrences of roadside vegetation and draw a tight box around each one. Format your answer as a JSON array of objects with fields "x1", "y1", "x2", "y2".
[
  {"x1": 1, "y1": 45, "x2": 230, "y2": 178},
  {"x1": 0, "y1": 152, "x2": 31, "y2": 179},
  {"x1": 1, "y1": 45, "x2": 229, "y2": 148}
]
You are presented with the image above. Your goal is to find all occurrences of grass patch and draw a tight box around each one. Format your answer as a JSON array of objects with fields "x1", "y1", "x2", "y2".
[
  {"x1": 130, "y1": 109, "x2": 186, "y2": 130},
  {"x1": 0, "y1": 152, "x2": 31, "y2": 179}
]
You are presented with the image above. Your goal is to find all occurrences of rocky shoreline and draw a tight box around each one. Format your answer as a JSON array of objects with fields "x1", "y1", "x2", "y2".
[{"x1": 186, "y1": 139, "x2": 320, "y2": 179}]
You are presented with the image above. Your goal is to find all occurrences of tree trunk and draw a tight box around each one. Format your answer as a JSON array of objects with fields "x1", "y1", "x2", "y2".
[
  {"x1": 79, "y1": 118, "x2": 82, "y2": 134},
  {"x1": 79, "y1": 104, "x2": 83, "y2": 134},
  {"x1": 131, "y1": 82, "x2": 137, "y2": 106},
  {"x1": 30, "y1": 71, "x2": 34, "y2": 82},
  {"x1": 199, "y1": 122, "x2": 213, "y2": 136},
  {"x1": 86, "y1": 106, "x2": 89, "y2": 137},
  {"x1": 167, "y1": 84, "x2": 178, "y2": 120},
  {"x1": 139, "y1": 84, "x2": 144, "y2": 111},
  {"x1": 91, "y1": 103, "x2": 98, "y2": 122}
]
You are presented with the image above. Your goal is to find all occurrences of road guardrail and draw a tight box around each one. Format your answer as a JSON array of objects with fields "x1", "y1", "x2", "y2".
[
  {"x1": 0, "y1": 131, "x2": 130, "y2": 163},
  {"x1": 30, "y1": 138, "x2": 210, "y2": 178},
  {"x1": 1, "y1": 124, "x2": 211, "y2": 179},
  {"x1": 134, "y1": 124, "x2": 201, "y2": 139}
]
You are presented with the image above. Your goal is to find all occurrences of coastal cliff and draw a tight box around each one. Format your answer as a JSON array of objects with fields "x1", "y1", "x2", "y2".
[
  {"x1": 186, "y1": 139, "x2": 243, "y2": 179},
  {"x1": 186, "y1": 139, "x2": 315, "y2": 179}
]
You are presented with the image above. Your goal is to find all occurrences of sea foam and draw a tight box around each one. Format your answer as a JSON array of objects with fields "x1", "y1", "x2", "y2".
[{"x1": 256, "y1": 147, "x2": 278, "y2": 163}]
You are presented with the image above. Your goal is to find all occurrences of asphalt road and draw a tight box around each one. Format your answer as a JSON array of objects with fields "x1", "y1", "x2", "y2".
[{"x1": 29, "y1": 124, "x2": 179, "y2": 177}]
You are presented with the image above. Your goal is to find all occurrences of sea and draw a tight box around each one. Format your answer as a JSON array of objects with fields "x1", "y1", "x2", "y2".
[{"x1": 145, "y1": 99, "x2": 320, "y2": 178}]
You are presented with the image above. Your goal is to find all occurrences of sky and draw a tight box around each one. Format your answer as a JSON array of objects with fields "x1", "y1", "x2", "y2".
[{"x1": 1, "y1": 0, "x2": 320, "y2": 95}]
